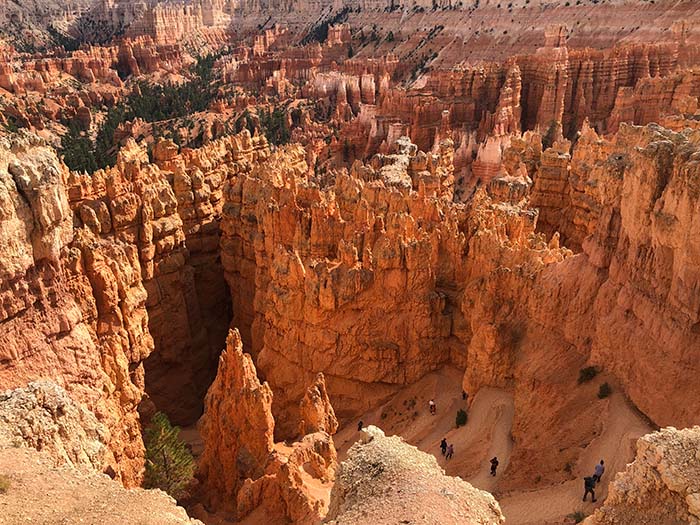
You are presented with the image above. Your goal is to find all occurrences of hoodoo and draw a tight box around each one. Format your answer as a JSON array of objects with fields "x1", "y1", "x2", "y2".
[{"x1": 0, "y1": 1, "x2": 699, "y2": 523}]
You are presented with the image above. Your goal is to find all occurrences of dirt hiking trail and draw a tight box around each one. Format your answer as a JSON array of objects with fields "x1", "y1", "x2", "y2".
[{"x1": 336, "y1": 367, "x2": 653, "y2": 524}]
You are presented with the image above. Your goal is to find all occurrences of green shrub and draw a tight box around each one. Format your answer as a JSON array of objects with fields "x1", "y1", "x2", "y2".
[
  {"x1": 598, "y1": 382, "x2": 612, "y2": 399},
  {"x1": 0, "y1": 474, "x2": 10, "y2": 494},
  {"x1": 259, "y1": 106, "x2": 291, "y2": 146},
  {"x1": 456, "y1": 408, "x2": 468, "y2": 428},
  {"x1": 143, "y1": 412, "x2": 195, "y2": 499},
  {"x1": 578, "y1": 366, "x2": 598, "y2": 384},
  {"x1": 569, "y1": 510, "x2": 587, "y2": 523},
  {"x1": 61, "y1": 122, "x2": 98, "y2": 173}
]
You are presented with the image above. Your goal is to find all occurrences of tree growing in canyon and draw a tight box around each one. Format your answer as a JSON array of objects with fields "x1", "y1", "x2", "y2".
[{"x1": 143, "y1": 412, "x2": 195, "y2": 499}]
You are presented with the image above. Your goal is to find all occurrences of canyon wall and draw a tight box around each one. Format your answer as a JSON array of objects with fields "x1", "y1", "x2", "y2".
[
  {"x1": 0, "y1": 131, "x2": 152, "y2": 485},
  {"x1": 215, "y1": 121, "x2": 700, "y2": 490},
  {"x1": 219, "y1": 135, "x2": 570, "y2": 441},
  {"x1": 0, "y1": 130, "x2": 269, "y2": 486},
  {"x1": 68, "y1": 132, "x2": 271, "y2": 425}
]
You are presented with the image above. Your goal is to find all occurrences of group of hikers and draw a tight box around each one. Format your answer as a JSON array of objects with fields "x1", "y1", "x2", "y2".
[
  {"x1": 439, "y1": 437, "x2": 455, "y2": 459},
  {"x1": 583, "y1": 460, "x2": 606, "y2": 502},
  {"x1": 440, "y1": 441, "x2": 499, "y2": 476},
  {"x1": 360, "y1": 393, "x2": 607, "y2": 505}
]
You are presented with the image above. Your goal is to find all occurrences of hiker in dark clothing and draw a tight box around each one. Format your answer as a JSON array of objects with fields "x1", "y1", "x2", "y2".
[
  {"x1": 462, "y1": 391, "x2": 468, "y2": 401},
  {"x1": 583, "y1": 476, "x2": 597, "y2": 502},
  {"x1": 440, "y1": 438, "x2": 447, "y2": 456},
  {"x1": 446, "y1": 444, "x2": 454, "y2": 459},
  {"x1": 357, "y1": 420, "x2": 363, "y2": 431},
  {"x1": 490, "y1": 457, "x2": 499, "y2": 476},
  {"x1": 593, "y1": 460, "x2": 605, "y2": 483}
]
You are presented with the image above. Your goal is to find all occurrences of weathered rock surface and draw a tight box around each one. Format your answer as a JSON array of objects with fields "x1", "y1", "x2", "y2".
[
  {"x1": 0, "y1": 446, "x2": 203, "y2": 525},
  {"x1": 197, "y1": 328, "x2": 275, "y2": 511},
  {"x1": 220, "y1": 135, "x2": 569, "y2": 444},
  {"x1": 0, "y1": 380, "x2": 108, "y2": 471},
  {"x1": 583, "y1": 426, "x2": 700, "y2": 525},
  {"x1": 299, "y1": 372, "x2": 339, "y2": 437},
  {"x1": 0, "y1": 131, "x2": 151, "y2": 486},
  {"x1": 325, "y1": 425, "x2": 505, "y2": 525}
]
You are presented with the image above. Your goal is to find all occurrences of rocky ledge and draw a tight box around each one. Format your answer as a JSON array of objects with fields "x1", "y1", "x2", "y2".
[{"x1": 325, "y1": 425, "x2": 505, "y2": 525}]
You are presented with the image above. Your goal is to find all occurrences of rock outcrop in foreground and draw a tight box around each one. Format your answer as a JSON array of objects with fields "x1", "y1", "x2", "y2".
[
  {"x1": 0, "y1": 446, "x2": 202, "y2": 525},
  {"x1": 584, "y1": 426, "x2": 700, "y2": 525},
  {"x1": 325, "y1": 425, "x2": 505, "y2": 525},
  {"x1": 0, "y1": 381, "x2": 108, "y2": 472},
  {"x1": 0, "y1": 381, "x2": 201, "y2": 525}
]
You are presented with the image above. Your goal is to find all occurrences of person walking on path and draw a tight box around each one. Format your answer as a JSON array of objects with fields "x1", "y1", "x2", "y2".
[
  {"x1": 593, "y1": 460, "x2": 605, "y2": 483},
  {"x1": 446, "y1": 444, "x2": 454, "y2": 460},
  {"x1": 583, "y1": 476, "x2": 597, "y2": 502},
  {"x1": 490, "y1": 457, "x2": 499, "y2": 476},
  {"x1": 357, "y1": 420, "x2": 363, "y2": 432},
  {"x1": 491, "y1": 456, "x2": 498, "y2": 476},
  {"x1": 429, "y1": 399, "x2": 436, "y2": 415},
  {"x1": 440, "y1": 438, "x2": 447, "y2": 456}
]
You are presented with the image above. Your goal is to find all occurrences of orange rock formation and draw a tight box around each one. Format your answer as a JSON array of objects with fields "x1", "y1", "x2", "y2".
[{"x1": 197, "y1": 328, "x2": 336, "y2": 523}]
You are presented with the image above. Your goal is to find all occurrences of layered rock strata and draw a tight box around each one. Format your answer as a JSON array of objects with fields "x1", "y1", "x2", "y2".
[
  {"x1": 217, "y1": 122, "x2": 700, "y2": 490},
  {"x1": 0, "y1": 131, "x2": 151, "y2": 485},
  {"x1": 0, "y1": 129, "x2": 269, "y2": 486},
  {"x1": 220, "y1": 135, "x2": 570, "y2": 442}
]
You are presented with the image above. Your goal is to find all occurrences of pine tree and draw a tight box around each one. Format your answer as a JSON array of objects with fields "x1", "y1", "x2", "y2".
[{"x1": 143, "y1": 412, "x2": 195, "y2": 499}]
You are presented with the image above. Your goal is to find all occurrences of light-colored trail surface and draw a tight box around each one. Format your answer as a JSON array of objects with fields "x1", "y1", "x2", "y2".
[
  {"x1": 337, "y1": 368, "x2": 653, "y2": 525},
  {"x1": 335, "y1": 367, "x2": 516, "y2": 487},
  {"x1": 498, "y1": 392, "x2": 653, "y2": 524}
]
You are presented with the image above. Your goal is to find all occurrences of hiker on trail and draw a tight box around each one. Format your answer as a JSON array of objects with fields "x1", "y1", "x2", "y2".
[
  {"x1": 593, "y1": 460, "x2": 605, "y2": 483},
  {"x1": 429, "y1": 399, "x2": 436, "y2": 415},
  {"x1": 490, "y1": 457, "x2": 499, "y2": 476},
  {"x1": 446, "y1": 443, "x2": 454, "y2": 460},
  {"x1": 583, "y1": 476, "x2": 597, "y2": 502},
  {"x1": 462, "y1": 390, "x2": 468, "y2": 401},
  {"x1": 357, "y1": 420, "x2": 363, "y2": 432},
  {"x1": 440, "y1": 438, "x2": 447, "y2": 456}
]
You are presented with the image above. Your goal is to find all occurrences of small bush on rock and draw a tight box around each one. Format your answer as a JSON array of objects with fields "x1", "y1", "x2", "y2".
[
  {"x1": 578, "y1": 366, "x2": 598, "y2": 384},
  {"x1": 143, "y1": 412, "x2": 195, "y2": 499},
  {"x1": 456, "y1": 409, "x2": 468, "y2": 428},
  {"x1": 598, "y1": 382, "x2": 612, "y2": 399}
]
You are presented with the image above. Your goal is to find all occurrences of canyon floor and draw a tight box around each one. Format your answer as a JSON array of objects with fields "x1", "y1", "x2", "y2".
[
  {"x1": 178, "y1": 366, "x2": 653, "y2": 524},
  {"x1": 337, "y1": 367, "x2": 654, "y2": 524},
  {"x1": 1, "y1": 0, "x2": 700, "y2": 523}
]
